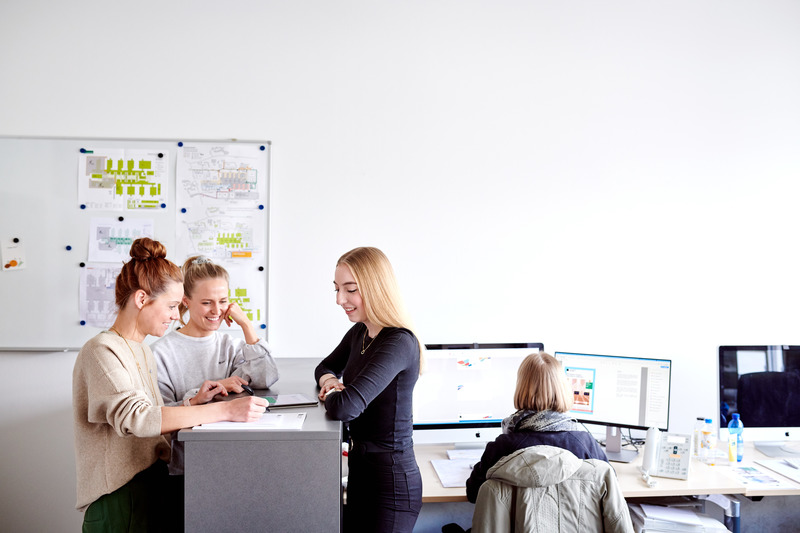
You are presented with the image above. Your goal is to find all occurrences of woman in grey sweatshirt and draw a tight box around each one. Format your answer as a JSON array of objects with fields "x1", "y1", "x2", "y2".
[{"x1": 151, "y1": 255, "x2": 280, "y2": 476}]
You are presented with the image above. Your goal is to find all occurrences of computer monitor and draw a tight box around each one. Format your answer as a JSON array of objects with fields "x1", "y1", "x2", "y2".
[
  {"x1": 554, "y1": 351, "x2": 672, "y2": 462},
  {"x1": 718, "y1": 345, "x2": 800, "y2": 457},
  {"x1": 412, "y1": 342, "x2": 544, "y2": 447}
]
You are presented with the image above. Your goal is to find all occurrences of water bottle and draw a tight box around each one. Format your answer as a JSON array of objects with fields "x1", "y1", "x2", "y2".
[
  {"x1": 700, "y1": 418, "x2": 716, "y2": 464},
  {"x1": 728, "y1": 413, "x2": 744, "y2": 462},
  {"x1": 692, "y1": 417, "x2": 706, "y2": 457}
]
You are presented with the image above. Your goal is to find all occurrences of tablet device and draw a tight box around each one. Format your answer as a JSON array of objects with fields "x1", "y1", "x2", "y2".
[{"x1": 265, "y1": 393, "x2": 319, "y2": 409}]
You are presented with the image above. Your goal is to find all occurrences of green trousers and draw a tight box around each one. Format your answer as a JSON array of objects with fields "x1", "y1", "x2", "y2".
[{"x1": 82, "y1": 461, "x2": 180, "y2": 533}]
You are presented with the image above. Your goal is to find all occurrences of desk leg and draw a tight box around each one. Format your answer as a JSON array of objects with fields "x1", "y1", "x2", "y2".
[
  {"x1": 700, "y1": 494, "x2": 740, "y2": 533},
  {"x1": 723, "y1": 500, "x2": 740, "y2": 533}
]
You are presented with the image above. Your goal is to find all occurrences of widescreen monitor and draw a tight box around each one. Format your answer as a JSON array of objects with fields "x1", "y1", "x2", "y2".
[
  {"x1": 412, "y1": 342, "x2": 544, "y2": 446},
  {"x1": 554, "y1": 351, "x2": 672, "y2": 462},
  {"x1": 718, "y1": 345, "x2": 800, "y2": 457}
]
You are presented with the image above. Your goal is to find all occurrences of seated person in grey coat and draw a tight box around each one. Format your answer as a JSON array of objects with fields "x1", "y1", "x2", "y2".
[{"x1": 466, "y1": 351, "x2": 607, "y2": 503}]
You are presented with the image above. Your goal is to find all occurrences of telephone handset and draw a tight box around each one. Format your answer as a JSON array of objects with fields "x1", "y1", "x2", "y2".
[{"x1": 640, "y1": 427, "x2": 691, "y2": 487}]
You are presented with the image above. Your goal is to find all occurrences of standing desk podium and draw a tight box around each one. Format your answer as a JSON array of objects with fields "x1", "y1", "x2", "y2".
[{"x1": 178, "y1": 358, "x2": 342, "y2": 532}]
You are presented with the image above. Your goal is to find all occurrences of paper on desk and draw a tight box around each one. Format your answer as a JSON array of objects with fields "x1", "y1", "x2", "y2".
[
  {"x1": 754, "y1": 459, "x2": 800, "y2": 484},
  {"x1": 729, "y1": 464, "x2": 798, "y2": 489},
  {"x1": 192, "y1": 412, "x2": 306, "y2": 430},
  {"x1": 431, "y1": 459, "x2": 474, "y2": 488}
]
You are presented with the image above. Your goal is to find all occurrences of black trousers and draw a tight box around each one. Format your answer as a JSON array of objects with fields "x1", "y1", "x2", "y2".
[{"x1": 345, "y1": 444, "x2": 423, "y2": 533}]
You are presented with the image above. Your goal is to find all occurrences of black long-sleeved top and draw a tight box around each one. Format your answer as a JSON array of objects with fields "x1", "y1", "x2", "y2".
[
  {"x1": 466, "y1": 430, "x2": 608, "y2": 503},
  {"x1": 315, "y1": 323, "x2": 420, "y2": 451}
]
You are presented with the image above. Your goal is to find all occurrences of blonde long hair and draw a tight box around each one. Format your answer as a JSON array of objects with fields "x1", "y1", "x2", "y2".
[{"x1": 337, "y1": 247, "x2": 425, "y2": 372}]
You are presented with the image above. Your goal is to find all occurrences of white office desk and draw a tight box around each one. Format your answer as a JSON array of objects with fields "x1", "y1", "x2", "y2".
[
  {"x1": 735, "y1": 444, "x2": 800, "y2": 498},
  {"x1": 415, "y1": 442, "x2": 800, "y2": 501},
  {"x1": 613, "y1": 450, "x2": 744, "y2": 498}
]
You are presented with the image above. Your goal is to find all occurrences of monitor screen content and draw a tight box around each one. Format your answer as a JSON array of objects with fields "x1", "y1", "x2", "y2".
[
  {"x1": 412, "y1": 343, "x2": 544, "y2": 446},
  {"x1": 554, "y1": 351, "x2": 672, "y2": 462},
  {"x1": 718, "y1": 345, "x2": 800, "y2": 457}
]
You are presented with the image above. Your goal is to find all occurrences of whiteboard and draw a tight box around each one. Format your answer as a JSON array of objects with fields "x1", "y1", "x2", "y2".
[{"x1": 0, "y1": 137, "x2": 270, "y2": 350}]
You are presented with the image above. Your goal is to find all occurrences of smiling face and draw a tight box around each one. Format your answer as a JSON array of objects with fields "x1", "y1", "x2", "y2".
[
  {"x1": 334, "y1": 263, "x2": 371, "y2": 328},
  {"x1": 140, "y1": 280, "x2": 183, "y2": 337},
  {"x1": 183, "y1": 277, "x2": 230, "y2": 337}
]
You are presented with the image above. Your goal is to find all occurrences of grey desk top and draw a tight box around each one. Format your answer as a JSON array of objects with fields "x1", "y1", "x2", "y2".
[{"x1": 178, "y1": 357, "x2": 342, "y2": 442}]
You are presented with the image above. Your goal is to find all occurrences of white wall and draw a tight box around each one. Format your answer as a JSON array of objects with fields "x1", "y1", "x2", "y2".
[{"x1": 2, "y1": 1, "x2": 800, "y2": 531}]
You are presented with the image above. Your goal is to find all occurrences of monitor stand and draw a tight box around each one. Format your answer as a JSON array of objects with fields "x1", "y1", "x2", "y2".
[
  {"x1": 755, "y1": 441, "x2": 800, "y2": 458},
  {"x1": 604, "y1": 425, "x2": 638, "y2": 463}
]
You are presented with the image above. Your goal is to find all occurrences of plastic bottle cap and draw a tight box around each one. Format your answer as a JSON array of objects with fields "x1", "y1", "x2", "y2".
[
  {"x1": 705, "y1": 418, "x2": 712, "y2": 423},
  {"x1": 732, "y1": 413, "x2": 740, "y2": 420}
]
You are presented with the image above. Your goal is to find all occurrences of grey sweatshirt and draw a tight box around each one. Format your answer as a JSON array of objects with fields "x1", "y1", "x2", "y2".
[{"x1": 151, "y1": 330, "x2": 279, "y2": 474}]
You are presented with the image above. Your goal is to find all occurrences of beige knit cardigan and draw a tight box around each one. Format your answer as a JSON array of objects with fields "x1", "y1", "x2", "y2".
[{"x1": 72, "y1": 331, "x2": 170, "y2": 511}]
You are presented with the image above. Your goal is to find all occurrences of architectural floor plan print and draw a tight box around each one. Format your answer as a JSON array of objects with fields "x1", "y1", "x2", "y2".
[
  {"x1": 177, "y1": 143, "x2": 267, "y2": 208},
  {"x1": 176, "y1": 206, "x2": 261, "y2": 261},
  {"x1": 88, "y1": 217, "x2": 154, "y2": 263},
  {"x1": 78, "y1": 149, "x2": 169, "y2": 210},
  {"x1": 80, "y1": 264, "x2": 123, "y2": 328}
]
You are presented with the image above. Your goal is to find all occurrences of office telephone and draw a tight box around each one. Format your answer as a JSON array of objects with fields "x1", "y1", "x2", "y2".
[{"x1": 641, "y1": 427, "x2": 691, "y2": 486}]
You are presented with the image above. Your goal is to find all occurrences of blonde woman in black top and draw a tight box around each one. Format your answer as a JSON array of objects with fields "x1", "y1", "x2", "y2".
[{"x1": 315, "y1": 247, "x2": 424, "y2": 533}]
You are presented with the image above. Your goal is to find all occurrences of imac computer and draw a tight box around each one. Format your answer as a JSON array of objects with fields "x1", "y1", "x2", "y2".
[
  {"x1": 412, "y1": 342, "x2": 544, "y2": 447},
  {"x1": 554, "y1": 351, "x2": 672, "y2": 462},
  {"x1": 718, "y1": 345, "x2": 800, "y2": 457}
]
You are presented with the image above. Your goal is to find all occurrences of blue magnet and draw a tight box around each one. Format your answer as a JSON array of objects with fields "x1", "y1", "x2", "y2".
[
  {"x1": 80, "y1": 204, "x2": 86, "y2": 209},
  {"x1": 178, "y1": 142, "x2": 183, "y2": 147},
  {"x1": 80, "y1": 320, "x2": 86, "y2": 326},
  {"x1": 160, "y1": 203, "x2": 167, "y2": 208},
  {"x1": 66, "y1": 245, "x2": 72, "y2": 251},
  {"x1": 260, "y1": 324, "x2": 267, "y2": 329},
  {"x1": 258, "y1": 205, "x2": 265, "y2": 210},
  {"x1": 181, "y1": 208, "x2": 187, "y2": 213},
  {"x1": 260, "y1": 145, "x2": 266, "y2": 151}
]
